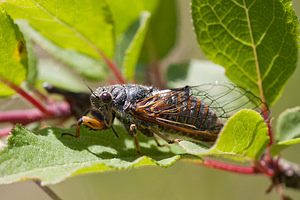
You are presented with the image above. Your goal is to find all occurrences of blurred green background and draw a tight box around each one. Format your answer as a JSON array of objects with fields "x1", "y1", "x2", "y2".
[{"x1": 1, "y1": 0, "x2": 300, "y2": 199}]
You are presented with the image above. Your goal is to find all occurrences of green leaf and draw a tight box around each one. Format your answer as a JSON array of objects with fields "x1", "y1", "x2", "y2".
[
  {"x1": 270, "y1": 106, "x2": 300, "y2": 156},
  {"x1": 178, "y1": 141, "x2": 208, "y2": 156},
  {"x1": 191, "y1": 0, "x2": 299, "y2": 105},
  {"x1": 140, "y1": 0, "x2": 177, "y2": 62},
  {"x1": 186, "y1": 109, "x2": 269, "y2": 162},
  {"x1": 168, "y1": 59, "x2": 229, "y2": 88},
  {"x1": 167, "y1": 62, "x2": 189, "y2": 83},
  {"x1": 2, "y1": 0, "x2": 115, "y2": 59},
  {"x1": 23, "y1": 30, "x2": 37, "y2": 87},
  {"x1": 0, "y1": 125, "x2": 188, "y2": 185},
  {"x1": 270, "y1": 138, "x2": 300, "y2": 156},
  {"x1": 16, "y1": 20, "x2": 107, "y2": 81},
  {"x1": 106, "y1": 0, "x2": 158, "y2": 38},
  {"x1": 277, "y1": 106, "x2": 300, "y2": 141},
  {"x1": 115, "y1": 12, "x2": 151, "y2": 80},
  {"x1": 0, "y1": 7, "x2": 27, "y2": 97},
  {"x1": 37, "y1": 58, "x2": 86, "y2": 92}
]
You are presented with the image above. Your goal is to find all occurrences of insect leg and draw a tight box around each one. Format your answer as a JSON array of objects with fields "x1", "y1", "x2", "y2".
[
  {"x1": 62, "y1": 116, "x2": 106, "y2": 137},
  {"x1": 148, "y1": 126, "x2": 182, "y2": 144},
  {"x1": 152, "y1": 134, "x2": 170, "y2": 149},
  {"x1": 130, "y1": 124, "x2": 143, "y2": 156},
  {"x1": 138, "y1": 125, "x2": 170, "y2": 149}
]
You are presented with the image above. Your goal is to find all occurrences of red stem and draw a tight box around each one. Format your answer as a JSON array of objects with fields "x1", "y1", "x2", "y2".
[
  {"x1": 260, "y1": 103, "x2": 273, "y2": 147},
  {"x1": 152, "y1": 61, "x2": 166, "y2": 89},
  {"x1": 0, "y1": 125, "x2": 14, "y2": 136},
  {"x1": 98, "y1": 52, "x2": 126, "y2": 84},
  {"x1": 32, "y1": 87, "x2": 54, "y2": 105},
  {"x1": 0, "y1": 102, "x2": 70, "y2": 125},
  {"x1": 267, "y1": 119, "x2": 273, "y2": 147},
  {"x1": 0, "y1": 78, "x2": 52, "y2": 116},
  {"x1": 201, "y1": 158, "x2": 260, "y2": 174}
]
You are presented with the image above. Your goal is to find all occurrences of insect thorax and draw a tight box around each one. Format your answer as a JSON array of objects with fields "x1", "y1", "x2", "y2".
[{"x1": 91, "y1": 84, "x2": 156, "y2": 117}]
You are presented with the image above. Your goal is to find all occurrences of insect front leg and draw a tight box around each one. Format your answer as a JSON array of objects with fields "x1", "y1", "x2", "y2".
[{"x1": 62, "y1": 113, "x2": 107, "y2": 138}]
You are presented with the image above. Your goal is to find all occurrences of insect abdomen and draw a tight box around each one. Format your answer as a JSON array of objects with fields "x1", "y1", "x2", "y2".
[{"x1": 157, "y1": 95, "x2": 223, "y2": 141}]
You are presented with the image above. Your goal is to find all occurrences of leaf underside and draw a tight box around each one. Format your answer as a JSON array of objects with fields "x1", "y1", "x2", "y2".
[
  {"x1": 16, "y1": 20, "x2": 107, "y2": 81},
  {"x1": 270, "y1": 106, "x2": 300, "y2": 156},
  {"x1": 2, "y1": 0, "x2": 115, "y2": 59}
]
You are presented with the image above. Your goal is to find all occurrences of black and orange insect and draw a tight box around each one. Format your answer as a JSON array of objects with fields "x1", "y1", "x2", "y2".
[{"x1": 62, "y1": 82, "x2": 265, "y2": 155}]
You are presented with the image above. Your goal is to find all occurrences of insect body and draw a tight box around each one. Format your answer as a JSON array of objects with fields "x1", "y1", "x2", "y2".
[{"x1": 62, "y1": 83, "x2": 264, "y2": 155}]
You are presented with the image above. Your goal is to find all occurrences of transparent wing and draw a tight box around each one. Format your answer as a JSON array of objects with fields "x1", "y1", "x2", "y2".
[{"x1": 189, "y1": 82, "x2": 266, "y2": 122}]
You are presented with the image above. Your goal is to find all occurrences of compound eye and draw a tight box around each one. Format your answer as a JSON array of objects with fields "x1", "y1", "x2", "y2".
[{"x1": 100, "y1": 92, "x2": 112, "y2": 104}]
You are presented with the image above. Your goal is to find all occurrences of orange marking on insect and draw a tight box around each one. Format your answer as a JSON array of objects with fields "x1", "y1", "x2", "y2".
[
  {"x1": 175, "y1": 94, "x2": 182, "y2": 122},
  {"x1": 82, "y1": 116, "x2": 106, "y2": 130},
  {"x1": 183, "y1": 96, "x2": 192, "y2": 124},
  {"x1": 153, "y1": 116, "x2": 197, "y2": 128},
  {"x1": 192, "y1": 99, "x2": 201, "y2": 126},
  {"x1": 207, "y1": 111, "x2": 216, "y2": 130},
  {"x1": 137, "y1": 91, "x2": 171, "y2": 108},
  {"x1": 199, "y1": 105, "x2": 209, "y2": 129}
]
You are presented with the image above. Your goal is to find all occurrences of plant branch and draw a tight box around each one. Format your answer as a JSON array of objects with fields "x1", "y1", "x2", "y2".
[
  {"x1": 33, "y1": 180, "x2": 61, "y2": 200},
  {"x1": 200, "y1": 158, "x2": 260, "y2": 174},
  {"x1": 151, "y1": 61, "x2": 166, "y2": 89},
  {"x1": 278, "y1": 158, "x2": 300, "y2": 190},
  {"x1": 98, "y1": 51, "x2": 126, "y2": 84},
  {"x1": 0, "y1": 78, "x2": 52, "y2": 116},
  {"x1": 0, "y1": 101, "x2": 70, "y2": 137},
  {"x1": 0, "y1": 102, "x2": 70, "y2": 125},
  {"x1": 0, "y1": 125, "x2": 14, "y2": 136}
]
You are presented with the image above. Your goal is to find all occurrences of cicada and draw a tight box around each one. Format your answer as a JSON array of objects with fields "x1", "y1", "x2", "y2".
[{"x1": 62, "y1": 82, "x2": 266, "y2": 155}]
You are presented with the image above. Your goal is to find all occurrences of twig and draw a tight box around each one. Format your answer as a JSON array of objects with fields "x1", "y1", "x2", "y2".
[
  {"x1": 200, "y1": 158, "x2": 260, "y2": 174},
  {"x1": 0, "y1": 125, "x2": 14, "y2": 136},
  {"x1": 99, "y1": 52, "x2": 126, "y2": 84},
  {"x1": 0, "y1": 78, "x2": 52, "y2": 116},
  {"x1": 278, "y1": 158, "x2": 300, "y2": 190},
  {"x1": 0, "y1": 102, "x2": 70, "y2": 124},
  {"x1": 33, "y1": 180, "x2": 61, "y2": 200},
  {"x1": 151, "y1": 61, "x2": 166, "y2": 89}
]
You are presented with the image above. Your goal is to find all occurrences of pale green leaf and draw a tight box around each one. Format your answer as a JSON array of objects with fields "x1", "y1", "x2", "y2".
[
  {"x1": 22, "y1": 31, "x2": 37, "y2": 87},
  {"x1": 0, "y1": 125, "x2": 187, "y2": 185},
  {"x1": 270, "y1": 106, "x2": 300, "y2": 156},
  {"x1": 202, "y1": 109, "x2": 269, "y2": 162},
  {"x1": 167, "y1": 59, "x2": 229, "y2": 88},
  {"x1": 16, "y1": 20, "x2": 107, "y2": 81},
  {"x1": 3, "y1": 0, "x2": 115, "y2": 59},
  {"x1": 37, "y1": 58, "x2": 86, "y2": 92},
  {"x1": 106, "y1": 0, "x2": 158, "y2": 38},
  {"x1": 270, "y1": 138, "x2": 300, "y2": 156},
  {"x1": 277, "y1": 106, "x2": 300, "y2": 141},
  {"x1": 178, "y1": 141, "x2": 208, "y2": 155},
  {"x1": 115, "y1": 12, "x2": 151, "y2": 79},
  {"x1": 191, "y1": 0, "x2": 299, "y2": 105},
  {"x1": 167, "y1": 62, "x2": 189, "y2": 83},
  {"x1": 0, "y1": 7, "x2": 27, "y2": 97}
]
